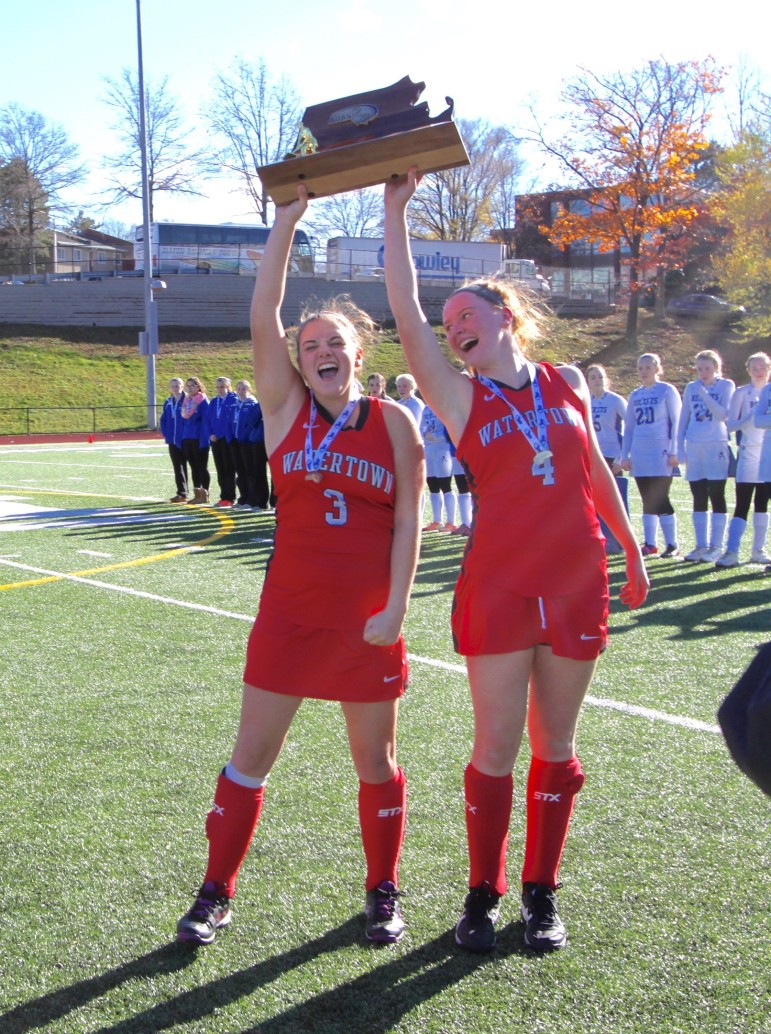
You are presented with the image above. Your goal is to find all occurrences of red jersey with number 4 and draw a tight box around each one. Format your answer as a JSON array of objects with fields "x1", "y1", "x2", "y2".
[
  {"x1": 456, "y1": 363, "x2": 606, "y2": 597},
  {"x1": 262, "y1": 392, "x2": 396, "y2": 629}
]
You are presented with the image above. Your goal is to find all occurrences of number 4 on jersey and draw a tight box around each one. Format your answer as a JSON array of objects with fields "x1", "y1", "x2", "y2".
[{"x1": 531, "y1": 453, "x2": 555, "y2": 485}]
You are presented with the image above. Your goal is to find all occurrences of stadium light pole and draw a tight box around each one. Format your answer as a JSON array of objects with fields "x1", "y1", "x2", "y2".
[{"x1": 136, "y1": 0, "x2": 159, "y2": 430}]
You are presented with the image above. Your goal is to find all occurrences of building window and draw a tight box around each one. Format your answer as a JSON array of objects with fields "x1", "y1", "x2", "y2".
[
  {"x1": 96, "y1": 251, "x2": 107, "y2": 264},
  {"x1": 57, "y1": 247, "x2": 67, "y2": 261},
  {"x1": 73, "y1": 249, "x2": 82, "y2": 262}
]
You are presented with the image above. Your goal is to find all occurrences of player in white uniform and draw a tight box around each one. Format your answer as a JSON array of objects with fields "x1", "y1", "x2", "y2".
[
  {"x1": 753, "y1": 364, "x2": 771, "y2": 571},
  {"x1": 587, "y1": 364, "x2": 628, "y2": 554},
  {"x1": 677, "y1": 350, "x2": 735, "y2": 562},
  {"x1": 420, "y1": 403, "x2": 457, "y2": 531},
  {"x1": 395, "y1": 373, "x2": 425, "y2": 426},
  {"x1": 717, "y1": 352, "x2": 771, "y2": 567},
  {"x1": 620, "y1": 353, "x2": 682, "y2": 557}
]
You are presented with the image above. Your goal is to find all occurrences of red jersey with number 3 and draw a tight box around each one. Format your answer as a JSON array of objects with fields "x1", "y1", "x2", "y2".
[
  {"x1": 262, "y1": 392, "x2": 396, "y2": 629},
  {"x1": 456, "y1": 363, "x2": 606, "y2": 597}
]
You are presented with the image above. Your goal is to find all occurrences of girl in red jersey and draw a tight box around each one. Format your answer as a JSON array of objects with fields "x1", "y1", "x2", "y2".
[
  {"x1": 384, "y1": 170, "x2": 648, "y2": 953},
  {"x1": 177, "y1": 187, "x2": 424, "y2": 947}
]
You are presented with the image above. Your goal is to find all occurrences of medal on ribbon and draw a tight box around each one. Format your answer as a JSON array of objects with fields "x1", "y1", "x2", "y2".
[
  {"x1": 477, "y1": 366, "x2": 555, "y2": 485},
  {"x1": 304, "y1": 391, "x2": 360, "y2": 482}
]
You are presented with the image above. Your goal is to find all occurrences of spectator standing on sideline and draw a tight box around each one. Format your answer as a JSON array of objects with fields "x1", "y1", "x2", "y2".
[
  {"x1": 176, "y1": 185, "x2": 423, "y2": 947},
  {"x1": 160, "y1": 377, "x2": 189, "y2": 503},
  {"x1": 230, "y1": 380, "x2": 264, "y2": 511},
  {"x1": 718, "y1": 352, "x2": 771, "y2": 566},
  {"x1": 180, "y1": 377, "x2": 211, "y2": 504},
  {"x1": 384, "y1": 170, "x2": 647, "y2": 953},
  {"x1": 209, "y1": 377, "x2": 238, "y2": 508}
]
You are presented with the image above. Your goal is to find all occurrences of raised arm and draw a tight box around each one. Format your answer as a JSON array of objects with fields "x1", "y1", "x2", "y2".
[
  {"x1": 249, "y1": 191, "x2": 308, "y2": 430},
  {"x1": 383, "y1": 170, "x2": 471, "y2": 442}
]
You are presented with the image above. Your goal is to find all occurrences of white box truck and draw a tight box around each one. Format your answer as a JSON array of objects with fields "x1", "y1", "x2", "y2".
[{"x1": 326, "y1": 237, "x2": 504, "y2": 282}]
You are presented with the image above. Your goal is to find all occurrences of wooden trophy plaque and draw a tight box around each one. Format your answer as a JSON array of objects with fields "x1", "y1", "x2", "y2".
[{"x1": 257, "y1": 76, "x2": 469, "y2": 205}]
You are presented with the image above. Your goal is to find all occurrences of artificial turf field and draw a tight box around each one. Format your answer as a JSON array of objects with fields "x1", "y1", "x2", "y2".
[{"x1": 0, "y1": 439, "x2": 768, "y2": 1034}]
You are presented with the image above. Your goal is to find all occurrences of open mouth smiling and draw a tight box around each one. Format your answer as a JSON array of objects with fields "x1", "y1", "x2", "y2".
[{"x1": 459, "y1": 338, "x2": 478, "y2": 353}]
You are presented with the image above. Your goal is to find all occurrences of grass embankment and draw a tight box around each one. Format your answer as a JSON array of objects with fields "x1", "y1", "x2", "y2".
[{"x1": 0, "y1": 311, "x2": 760, "y2": 422}]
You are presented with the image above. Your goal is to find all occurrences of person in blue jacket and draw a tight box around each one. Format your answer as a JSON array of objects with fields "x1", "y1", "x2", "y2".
[
  {"x1": 209, "y1": 377, "x2": 239, "y2": 507},
  {"x1": 231, "y1": 380, "x2": 269, "y2": 510},
  {"x1": 160, "y1": 377, "x2": 189, "y2": 502},
  {"x1": 180, "y1": 376, "x2": 212, "y2": 504}
]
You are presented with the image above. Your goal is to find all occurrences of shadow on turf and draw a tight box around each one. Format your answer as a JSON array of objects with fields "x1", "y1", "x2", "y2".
[
  {"x1": 0, "y1": 916, "x2": 534, "y2": 1033},
  {"x1": 57, "y1": 503, "x2": 469, "y2": 583}
]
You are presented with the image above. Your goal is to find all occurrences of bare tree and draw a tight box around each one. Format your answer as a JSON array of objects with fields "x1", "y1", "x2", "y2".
[
  {"x1": 0, "y1": 103, "x2": 86, "y2": 210},
  {"x1": 101, "y1": 68, "x2": 213, "y2": 221},
  {"x1": 0, "y1": 157, "x2": 49, "y2": 275},
  {"x1": 0, "y1": 103, "x2": 85, "y2": 271},
  {"x1": 303, "y1": 188, "x2": 383, "y2": 246},
  {"x1": 207, "y1": 59, "x2": 304, "y2": 224},
  {"x1": 407, "y1": 119, "x2": 524, "y2": 241}
]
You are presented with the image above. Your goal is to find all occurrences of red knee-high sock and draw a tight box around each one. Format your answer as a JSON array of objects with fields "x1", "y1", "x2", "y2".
[
  {"x1": 358, "y1": 766, "x2": 407, "y2": 891},
  {"x1": 204, "y1": 771, "x2": 265, "y2": 898},
  {"x1": 465, "y1": 763, "x2": 513, "y2": 897},
  {"x1": 521, "y1": 756, "x2": 585, "y2": 888}
]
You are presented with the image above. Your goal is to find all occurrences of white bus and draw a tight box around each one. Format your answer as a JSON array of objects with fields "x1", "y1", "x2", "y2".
[{"x1": 134, "y1": 222, "x2": 315, "y2": 275}]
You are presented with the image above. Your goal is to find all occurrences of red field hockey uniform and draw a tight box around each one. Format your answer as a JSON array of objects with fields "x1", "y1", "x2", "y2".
[
  {"x1": 452, "y1": 363, "x2": 608, "y2": 659},
  {"x1": 243, "y1": 392, "x2": 407, "y2": 700}
]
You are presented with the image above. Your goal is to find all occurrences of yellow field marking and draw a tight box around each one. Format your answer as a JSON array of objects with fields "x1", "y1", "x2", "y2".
[
  {"x1": 0, "y1": 486, "x2": 160, "y2": 503},
  {"x1": 0, "y1": 506, "x2": 236, "y2": 591}
]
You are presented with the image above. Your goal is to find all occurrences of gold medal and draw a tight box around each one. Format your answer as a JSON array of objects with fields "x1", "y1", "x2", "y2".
[
  {"x1": 305, "y1": 471, "x2": 323, "y2": 483},
  {"x1": 532, "y1": 450, "x2": 553, "y2": 466}
]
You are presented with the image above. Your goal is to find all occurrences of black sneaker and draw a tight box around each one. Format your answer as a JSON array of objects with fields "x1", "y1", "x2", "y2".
[
  {"x1": 521, "y1": 882, "x2": 567, "y2": 951},
  {"x1": 454, "y1": 883, "x2": 501, "y2": 952},
  {"x1": 660, "y1": 544, "x2": 680, "y2": 558},
  {"x1": 177, "y1": 882, "x2": 232, "y2": 945},
  {"x1": 364, "y1": 881, "x2": 405, "y2": 943}
]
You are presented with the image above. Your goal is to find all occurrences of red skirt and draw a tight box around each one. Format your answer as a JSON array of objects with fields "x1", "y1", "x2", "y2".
[{"x1": 243, "y1": 606, "x2": 408, "y2": 701}]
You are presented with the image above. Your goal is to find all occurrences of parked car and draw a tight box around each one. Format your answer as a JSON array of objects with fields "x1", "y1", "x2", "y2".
[{"x1": 666, "y1": 293, "x2": 745, "y2": 323}]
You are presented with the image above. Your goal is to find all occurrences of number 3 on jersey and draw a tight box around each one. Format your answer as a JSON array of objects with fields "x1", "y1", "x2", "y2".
[
  {"x1": 324, "y1": 488, "x2": 348, "y2": 525},
  {"x1": 532, "y1": 454, "x2": 555, "y2": 485}
]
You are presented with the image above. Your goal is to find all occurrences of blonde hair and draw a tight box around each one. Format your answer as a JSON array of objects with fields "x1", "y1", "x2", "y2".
[
  {"x1": 446, "y1": 278, "x2": 547, "y2": 354},
  {"x1": 695, "y1": 349, "x2": 723, "y2": 375},
  {"x1": 638, "y1": 353, "x2": 662, "y2": 371},
  {"x1": 746, "y1": 351, "x2": 771, "y2": 370},
  {"x1": 586, "y1": 363, "x2": 609, "y2": 383},
  {"x1": 293, "y1": 295, "x2": 378, "y2": 362}
]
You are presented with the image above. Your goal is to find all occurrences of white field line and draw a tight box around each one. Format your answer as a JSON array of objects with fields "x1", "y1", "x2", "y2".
[
  {"x1": 1, "y1": 461, "x2": 167, "y2": 473},
  {"x1": 0, "y1": 556, "x2": 721, "y2": 736},
  {"x1": 0, "y1": 443, "x2": 166, "y2": 456}
]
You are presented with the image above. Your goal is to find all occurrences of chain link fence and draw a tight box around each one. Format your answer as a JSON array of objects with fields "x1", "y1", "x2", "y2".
[{"x1": 0, "y1": 405, "x2": 157, "y2": 436}]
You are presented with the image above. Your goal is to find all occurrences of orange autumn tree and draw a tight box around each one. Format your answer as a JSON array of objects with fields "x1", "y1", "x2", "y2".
[{"x1": 531, "y1": 58, "x2": 723, "y2": 344}]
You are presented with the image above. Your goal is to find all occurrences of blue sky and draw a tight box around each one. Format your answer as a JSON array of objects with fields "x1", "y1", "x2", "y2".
[{"x1": 1, "y1": 0, "x2": 767, "y2": 229}]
